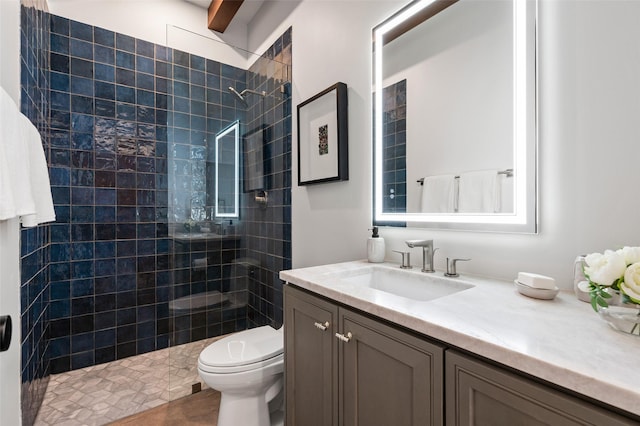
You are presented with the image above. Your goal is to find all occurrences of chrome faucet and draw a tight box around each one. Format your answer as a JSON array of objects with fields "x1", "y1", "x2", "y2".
[
  {"x1": 445, "y1": 258, "x2": 471, "y2": 277},
  {"x1": 405, "y1": 240, "x2": 438, "y2": 273}
]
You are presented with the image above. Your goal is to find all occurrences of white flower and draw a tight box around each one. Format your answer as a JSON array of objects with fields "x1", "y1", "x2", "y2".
[
  {"x1": 584, "y1": 250, "x2": 627, "y2": 286},
  {"x1": 617, "y1": 246, "x2": 640, "y2": 265},
  {"x1": 621, "y1": 263, "x2": 640, "y2": 303}
]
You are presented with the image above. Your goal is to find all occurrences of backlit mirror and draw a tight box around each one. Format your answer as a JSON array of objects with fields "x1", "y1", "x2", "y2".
[
  {"x1": 373, "y1": 0, "x2": 537, "y2": 232},
  {"x1": 215, "y1": 121, "x2": 240, "y2": 218}
]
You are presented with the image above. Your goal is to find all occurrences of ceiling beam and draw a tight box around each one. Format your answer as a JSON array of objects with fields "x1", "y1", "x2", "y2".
[{"x1": 208, "y1": 0, "x2": 244, "y2": 33}]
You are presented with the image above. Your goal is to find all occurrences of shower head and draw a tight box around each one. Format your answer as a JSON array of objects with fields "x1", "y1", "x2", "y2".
[{"x1": 228, "y1": 86, "x2": 249, "y2": 107}]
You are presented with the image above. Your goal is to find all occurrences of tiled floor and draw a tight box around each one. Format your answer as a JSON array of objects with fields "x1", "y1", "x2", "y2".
[{"x1": 35, "y1": 337, "x2": 222, "y2": 426}]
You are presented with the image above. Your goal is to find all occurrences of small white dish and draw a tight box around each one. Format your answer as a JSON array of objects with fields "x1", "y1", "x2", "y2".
[{"x1": 514, "y1": 280, "x2": 559, "y2": 300}]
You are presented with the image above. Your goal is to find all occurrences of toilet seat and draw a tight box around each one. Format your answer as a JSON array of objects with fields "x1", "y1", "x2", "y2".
[{"x1": 198, "y1": 325, "x2": 284, "y2": 374}]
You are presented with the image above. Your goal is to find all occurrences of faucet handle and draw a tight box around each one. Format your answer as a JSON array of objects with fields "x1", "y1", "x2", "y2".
[
  {"x1": 445, "y1": 257, "x2": 471, "y2": 277},
  {"x1": 392, "y1": 250, "x2": 412, "y2": 269}
]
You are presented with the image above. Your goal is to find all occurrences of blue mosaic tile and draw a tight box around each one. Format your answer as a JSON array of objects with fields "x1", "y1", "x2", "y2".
[
  {"x1": 136, "y1": 73, "x2": 155, "y2": 91},
  {"x1": 116, "y1": 33, "x2": 135, "y2": 53},
  {"x1": 71, "y1": 133, "x2": 93, "y2": 151},
  {"x1": 50, "y1": 337, "x2": 71, "y2": 357},
  {"x1": 51, "y1": 34, "x2": 69, "y2": 54},
  {"x1": 70, "y1": 38, "x2": 93, "y2": 60},
  {"x1": 94, "y1": 27, "x2": 115, "y2": 47},
  {"x1": 95, "y1": 329, "x2": 115, "y2": 348},
  {"x1": 136, "y1": 106, "x2": 155, "y2": 124},
  {"x1": 116, "y1": 68, "x2": 135, "y2": 86},
  {"x1": 188, "y1": 54, "x2": 204, "y2": 71},
  {"x1": 70, "y1": 205, "x2": 94, "y2": 223},
  {"x1": 155, "y1": 45, "x2": 170, "y2": 62},
  {"x1": 155, "y1": 62, "x2": 169, "y2": 78},
  {"x1": 94, "y1": 63, "x2": 115, "y2": 82},
  {"x1": 115, "y1": 85, "x2": 135, "y2": 103},
  {"x1": 71, "y1": 76, "x2": 94, "y2": 96},
  {"x1": 96, "y1": 206, "x2": 116, "y2": 223},
  {"x1": 116, "y1": 51, "x2": 135, "y2": 70},
  {"x1": 137, "y1": 89, "x2": 154, "y2": 107},
  {"x1": 51, "y1": 53, "x2": 70, "y2": 73},
  {"x1": 71, "y1": 95, "x2": 93, "y2": 114},
  {"x1": 70, "y1": 20, "x2": 93, "y2": 42},
  {"x1": 136, "y1": 56, "x2": 154, "y2": 75},
  {"x1": 51, "y1": 15, "x2": 70, "y2": 35},
  {"x1": 95, "y1": 99, "x2": 116, "y2": 118},
  {"x1": 71, "y1": 58, "x2": 93, "y2": 78},
  {"x1": 190, "y1": 70, "x2": 205, "y2": 86},
  {"x1": 94, "y1": 45, "x2": 115, "y2": 65},
  {"x1": 173, "y1": 65, "x2": 189, "y2": 83}
]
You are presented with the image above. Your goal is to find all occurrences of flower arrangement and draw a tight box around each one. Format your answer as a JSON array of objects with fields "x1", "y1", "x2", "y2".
[{"x1": 580, "y1": 246, "x2": 640, "y2": 313}]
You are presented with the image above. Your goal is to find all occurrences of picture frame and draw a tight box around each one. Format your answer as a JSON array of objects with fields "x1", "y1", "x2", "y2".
[
  {"x1": 243, "y1": 124, "x2": 270, "y2": 193},
  {"x1": 297, "y1": 82, "x2": 349, "y2": 185}
]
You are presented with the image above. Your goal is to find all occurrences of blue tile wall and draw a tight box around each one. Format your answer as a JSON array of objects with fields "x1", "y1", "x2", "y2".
[
  {"x1": 244, "y1": 28, "x2": 293, "y2": 329},
  {"x1": 19, "y1": 3, "x2": 51, "y2": 426},
  {"x1": 19, "y1": 13, "x2": 292, "y2": 404},
  {"x1": 43, "y1": 15, "x2": 292, "y2": 373},
  {"x1": 382, "y1": 79, "x2": 407, "y2": 213}
]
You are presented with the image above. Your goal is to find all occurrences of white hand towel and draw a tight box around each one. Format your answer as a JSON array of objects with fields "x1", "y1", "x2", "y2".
[
  {"x1": 420, "y1": 174, "x2": 456, "y2": 213},
  {"x1": 457, "y1": 170, "x2": 500, "y2": 213},
  {"x1": 0, "y1": 86, "x2": 34, "y2": 220},
  {"x1": 0, "y1": 86, "x2": 55, "y2": 226},
  {"x1": 19, "y1": 113, "x2": 56, "y2": 227}
]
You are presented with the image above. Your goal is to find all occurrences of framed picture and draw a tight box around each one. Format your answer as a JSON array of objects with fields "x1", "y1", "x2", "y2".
[
  {"x1": 243, "y1": 124, "x2": 270, "y2": 193},
  {"x1": 297, "y1": 82, "x2": 349, "y2": 185}
]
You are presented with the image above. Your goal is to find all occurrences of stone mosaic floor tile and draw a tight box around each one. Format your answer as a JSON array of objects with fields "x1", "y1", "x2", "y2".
[{"x1": 34, "y1": 337, "x2": 222, "y2": 426}]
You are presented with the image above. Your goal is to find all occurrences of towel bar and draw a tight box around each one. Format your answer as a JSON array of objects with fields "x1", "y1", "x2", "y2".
[{"x1": 417, "y1": 169, "x2": 513, "y2": 185}]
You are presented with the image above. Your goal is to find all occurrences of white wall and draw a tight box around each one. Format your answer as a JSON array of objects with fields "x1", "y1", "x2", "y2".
[
  {"x1": 250, "y1": 0, "x2": 640, "y2": 289},
  {"x1": 249, "y1": 0, "x2": 404, "y2": 269},
  {"x1": 0, "y1": 0, "x2": 24, "y2": 423},
  {"x1": 47, "y1": 0, "x2": 253, "y2": 68}
]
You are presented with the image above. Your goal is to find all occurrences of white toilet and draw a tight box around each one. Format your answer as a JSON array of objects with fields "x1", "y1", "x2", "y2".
[{"x1": 198, "y1": 325, "x2": 285, "y2": 426}]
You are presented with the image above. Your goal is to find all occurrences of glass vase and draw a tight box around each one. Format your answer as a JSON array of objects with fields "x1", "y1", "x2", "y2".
[{"x1": 597, "y1": 291, "x2": 640, "y2": 336}]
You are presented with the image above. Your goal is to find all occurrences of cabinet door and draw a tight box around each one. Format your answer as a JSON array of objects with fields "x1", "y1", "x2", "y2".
[
  {"x1": 285, "y1": 285, "x2": 339, "y2": 426},
  {"x1": 446, "y1": 350, "x2": 636, "y2": 426},
  {"x1": 340, "y1": 308, "x2": 444, "y2": 426}
]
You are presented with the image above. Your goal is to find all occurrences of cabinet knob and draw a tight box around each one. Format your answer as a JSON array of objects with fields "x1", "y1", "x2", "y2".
[
  {"x1": 335, "y1": 332, "x2": 352, "y2": 343},
  {"x1": 314, "y1": 321, "x2": 330, "y2": 331}
]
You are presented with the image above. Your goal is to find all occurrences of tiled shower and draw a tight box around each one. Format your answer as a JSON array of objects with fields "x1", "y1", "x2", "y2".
[{"x1": 19, "y1": 2, "x2": 292, "y2": 424}]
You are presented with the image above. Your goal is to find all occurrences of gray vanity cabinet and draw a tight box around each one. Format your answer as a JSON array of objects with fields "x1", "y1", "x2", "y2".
[
  {"x1": 445, "y1": 350, "x2": 635, "y2": 426},
  {"x1": 284, "y1": 285, "x2": 444, "y2": 426},
  {"x1": 285, "y1": 285, "x2": 338, "y2": 426},
  {"x1": 340, "y1": 307, "x2": 444, "y2": 426}
]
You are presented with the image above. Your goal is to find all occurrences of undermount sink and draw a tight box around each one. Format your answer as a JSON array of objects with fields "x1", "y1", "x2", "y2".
[{"x1": 340, "y1": 266, "x2": 474, "y2": 302}]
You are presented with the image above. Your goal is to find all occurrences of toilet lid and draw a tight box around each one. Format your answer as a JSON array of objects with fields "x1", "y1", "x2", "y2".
[{"x1": 199, "y1": 325, "x2": 283, "y2": 369}]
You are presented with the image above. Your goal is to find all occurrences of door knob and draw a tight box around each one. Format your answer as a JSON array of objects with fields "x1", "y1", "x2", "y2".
[{"x1": 0, "y1": 315, "x2": 12, "y2": 352}]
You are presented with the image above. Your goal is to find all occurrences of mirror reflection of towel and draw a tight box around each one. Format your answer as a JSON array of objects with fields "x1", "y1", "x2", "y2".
[
  {"x1": 457, "y1": 170, "x2": 500, "y2": 213},
  {"x1": 420, "y1": 174, "x2": 456, "y2": 213}
]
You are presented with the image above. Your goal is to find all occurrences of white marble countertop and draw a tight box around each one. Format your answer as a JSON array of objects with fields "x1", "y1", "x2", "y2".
[{"x1": 280, "y1": 260, "x2": 640, "y2": 417}]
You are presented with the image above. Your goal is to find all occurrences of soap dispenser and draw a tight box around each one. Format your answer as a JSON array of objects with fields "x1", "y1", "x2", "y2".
[{"x1": 367, "y1": 227, "x2": 385, "y2": 263}]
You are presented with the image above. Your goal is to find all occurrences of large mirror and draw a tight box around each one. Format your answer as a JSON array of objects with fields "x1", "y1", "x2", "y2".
[{"x1": 373, "y1": 0, "x2": 537, "y2": 233}]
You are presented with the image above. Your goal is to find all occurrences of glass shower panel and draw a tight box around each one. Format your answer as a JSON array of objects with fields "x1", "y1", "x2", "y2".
[{"x1": 164, "y1": 25, "x2": 292, "y2": 403}]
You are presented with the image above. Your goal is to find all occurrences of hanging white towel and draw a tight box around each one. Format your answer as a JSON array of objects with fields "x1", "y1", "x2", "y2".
[
  {"x1": 457, "y1": 170, "x2": 500, "y2": 213},
  {"x1": 420, "y1": 174, "x2": 456, "y2": 213},
  {"x1": 0, "y1": 86, "x2": 55, "y2": 226},
  {"x1": 19, "y1": 113, "x2": 56, "y2": 227}
]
